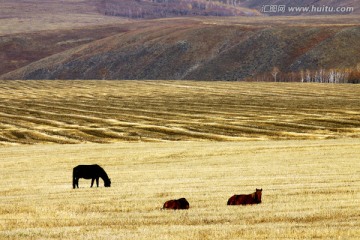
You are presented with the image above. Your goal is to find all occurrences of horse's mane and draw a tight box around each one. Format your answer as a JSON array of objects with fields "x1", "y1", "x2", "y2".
[
  {"x1": 101, "y1": 169, "x2": 109, "y2": 180},
  {"x1": 95, "y1": 165, "x2": 109, "y2": 181}
]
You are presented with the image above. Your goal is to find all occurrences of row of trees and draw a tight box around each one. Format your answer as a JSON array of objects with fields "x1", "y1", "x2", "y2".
[
  {"x1": 101, "y1": 0, "x2": 253, "y2": 19},
  {"x1": 251, "y1": 66, "x2": 360, "y2": 83},
  {"x1": 143, "y1": 0, "x2": 245, "y2": 7}
]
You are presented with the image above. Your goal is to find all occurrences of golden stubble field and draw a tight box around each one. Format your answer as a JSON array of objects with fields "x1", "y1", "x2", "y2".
[
  {"x1": 0, "y1": 80, "x2": 360, "y2": 239},
  {"x1": 1, "y1": 80, "x2": 360, "y2": 144},
  {"x1": 1, "y1": 140, "x2": 359, "y2": 239}
]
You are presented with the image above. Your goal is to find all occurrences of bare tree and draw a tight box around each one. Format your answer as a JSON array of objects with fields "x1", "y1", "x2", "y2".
[
  {"x1": 271, "y1": 67, "x2": 279, "y2": 82},
  {"x1": 300, "y1": 69, "x2": 304, "y2": 82}
]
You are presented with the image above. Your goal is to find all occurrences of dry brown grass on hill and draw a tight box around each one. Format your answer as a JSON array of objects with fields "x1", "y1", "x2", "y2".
[
  {"x1": 0, "y1": 80, "x2": 360, "y2": 145},
  {"x1": 0, "y1": 25, "x2": 134, "y2": 76},
  {"x1": 3, "y1": 15, "x2": 359, "y2": 81},
  {"x1": 0, "y1": 0, "x2": 129, "y2": 35},
  {"x1": 0, "y1": 14, "x2": 129, "y2": 35}
]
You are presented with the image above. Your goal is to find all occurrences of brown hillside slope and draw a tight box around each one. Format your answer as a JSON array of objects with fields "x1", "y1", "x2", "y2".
[
  {"x1": 0, "y1": 0, "x2": 258, "y2": 36},
  {"x1": 1, "y1": 16, "x2": 359, "y2": 81},
  {"x1": 0, "y1": 25, "x2": 137, "y2": 77},
  {"x1": 0, "y1": 0, "x2": 129, "y2": 35}
]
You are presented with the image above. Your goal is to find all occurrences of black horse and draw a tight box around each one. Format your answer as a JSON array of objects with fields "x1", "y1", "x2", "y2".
[{"x1": 73, "y1": 164, "x2": 111, "y2": 189}]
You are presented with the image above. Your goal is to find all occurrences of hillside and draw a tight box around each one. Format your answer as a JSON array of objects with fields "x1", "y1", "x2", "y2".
[
  {"x1": 0, "y1": 0, "x2": 129, "y2": 35},
  {"x1": 1, "y1": 0, "x2": 359, "y2": 82},
  {"x1": 1, "y1": 16, "x2": 360, "y2": 82},
  {"x1": 0, "y1": 0, "x2": 258, "y2": 34}
]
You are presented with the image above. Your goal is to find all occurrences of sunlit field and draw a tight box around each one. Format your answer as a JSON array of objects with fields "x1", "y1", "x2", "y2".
[
  {"x1": 1, "y1": 140, "x2": 359, "y2": 239},
  {"x1": 1, "y1": 80, "x2": 360, "y2": 144},
  {"x1": 1, "y1": 80, "x2": 360, "y2": 239}
]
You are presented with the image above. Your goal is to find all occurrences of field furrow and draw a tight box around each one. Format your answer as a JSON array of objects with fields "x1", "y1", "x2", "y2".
[{"x1": 1, "y1": 80, "x2": 360, "y2": 144}]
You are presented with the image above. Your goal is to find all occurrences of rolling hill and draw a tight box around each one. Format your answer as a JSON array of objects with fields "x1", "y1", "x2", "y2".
[
  {"x1": 1, "y1": 0, "x2": 359, "y2": 81},
  {"x1": 1, "y1": 16, "x2": 360, "y2": 81}
]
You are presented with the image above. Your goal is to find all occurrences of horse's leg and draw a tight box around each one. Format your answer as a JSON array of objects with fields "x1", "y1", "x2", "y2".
[
  {"x1": 73, "y1": 178, "x2": 79, "y2": 188},
  {"x1": 96, "y1": 177, "x2": 99, "y2": 187},
  {"x1": 72, "y1": 169, "x2": 78, "y2": 189},
  {"x1": 91, "y1": 178, "x2": 95, "y2": 187}
]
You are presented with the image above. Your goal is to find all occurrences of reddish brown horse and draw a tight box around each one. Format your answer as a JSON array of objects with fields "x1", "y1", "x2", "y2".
[
  {"x1": 227, "y1": 188, "x2": 262, "y2": 205},
  {"x1": 163, "y1": 198, "x2": 190, "y2": 210}
]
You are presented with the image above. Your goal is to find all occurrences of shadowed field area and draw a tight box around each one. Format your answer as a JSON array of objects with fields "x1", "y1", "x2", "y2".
[
  {"x1": 0, "y1": 80, "x2": 360, "y2": 144},
  {"x1": 1, "y1": 140, "x2": 359, "y2": 239}
]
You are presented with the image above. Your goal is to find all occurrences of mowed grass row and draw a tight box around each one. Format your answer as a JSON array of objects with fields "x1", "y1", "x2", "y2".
[
  {"x1": 0, "y1": 80, "x2": 360, "y2": 144},
  {"x1": 1, "y1": 139, "x2": 359, "y2": 239}
]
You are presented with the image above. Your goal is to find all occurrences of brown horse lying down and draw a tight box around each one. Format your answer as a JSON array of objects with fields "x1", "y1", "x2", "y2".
[
  {"x1": 163, "y1": 198, "x2": 190, "y2": 210},
  {"x1": 227, "y1": 188, "x2": 262, "y2": 205}
]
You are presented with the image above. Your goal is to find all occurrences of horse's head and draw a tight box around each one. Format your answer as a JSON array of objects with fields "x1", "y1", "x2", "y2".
[
  {"x1": 255, "y1": 188, "x2": 262, "y2": 203},
  {"x1": 178, "y1": 198, "x2": 190, "y2": 209},
  {"x1": 104, "y1": 178, "x2": 111, "y2": 187}
]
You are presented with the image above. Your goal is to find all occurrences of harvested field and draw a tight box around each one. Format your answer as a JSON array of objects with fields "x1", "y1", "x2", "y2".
[
  {"x1": 1, "y1": 139, "x2": 359, "y2": 239},
  {"x1": 1, "y1": 80, "x2": 360, "y2": 239},
  {"x1": 0, "y1": 80, "x2": 360, "y2": 145}
]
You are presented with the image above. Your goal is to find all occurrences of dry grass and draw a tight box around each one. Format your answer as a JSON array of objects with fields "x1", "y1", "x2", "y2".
[
  {"x1": 0, "y1": 80, "x2": 360, "y2": 145},
  {"x1": 2, "y1": 15, "x2": 359, "y2": 81},
  {"x1": 1, "y1": 80, "x2": 360, "y2": 239},
  {"x1": 0, "y1": 0, "x2": 129, "y2": 36},
  {"x1": 1, "y1": 139, "x2": 359, "y2": 239},
  {"x1": 0, "y1": 14, "x2": 129, "y2": 36}
]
